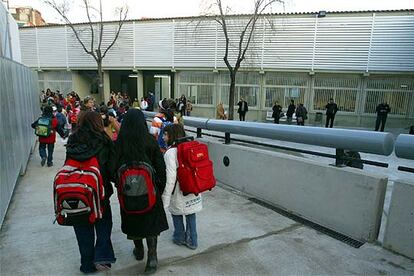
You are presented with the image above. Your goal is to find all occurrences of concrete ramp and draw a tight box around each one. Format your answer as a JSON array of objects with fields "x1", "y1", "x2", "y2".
[{"x1": 206, "y1": 140, "x2": 387, "y2": 242}]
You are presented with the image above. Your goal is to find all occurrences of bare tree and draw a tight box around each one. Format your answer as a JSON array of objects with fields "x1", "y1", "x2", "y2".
[
  {"x1": 211, "y1": 0, "x2": 283, "y2": 120},
  {"x1": 44, "y1": 0, "x2": 128, "y2": 97}
]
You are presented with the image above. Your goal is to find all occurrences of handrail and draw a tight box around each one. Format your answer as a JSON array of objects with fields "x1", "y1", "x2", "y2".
[
  {"x1": 395, "y1": 134, "x2": 414, "y2": 160},
  {"x1": 143, "y1": 112, "x2": 395, "y2": 156}
]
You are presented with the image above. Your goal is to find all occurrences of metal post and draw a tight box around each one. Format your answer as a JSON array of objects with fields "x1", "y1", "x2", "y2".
[
  {"x1": 225, "y1": 132, "x2": 231, "y2": 144},
  {"x1": 197, "y1": 128, "x2": 202, "y2": 138},
  {"x1": 335, "y1": 148, "x2": 346, "y2": 167}
]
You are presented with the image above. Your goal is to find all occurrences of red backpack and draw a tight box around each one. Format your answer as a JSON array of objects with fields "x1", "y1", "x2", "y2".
[
  {"x1": 53, "y1": 157, "x2": 104, "y2": 225},
  {"x1": 176, "y1": 138, "x2": 216, "y2": 195},
  {"x1": 117, "y1": 162, "x2": 157, "y2": 214}
]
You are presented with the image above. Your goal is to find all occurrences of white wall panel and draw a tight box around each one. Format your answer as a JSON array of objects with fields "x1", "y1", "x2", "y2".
[
  {"x1": 67, "y1": 25, "x2": 96, "y2": 68},
  {"x1": 314, "y1": 16, "x2": 372, "y2": 71},
  {"x1": 369, "y1": 15, "x2": 414, "y2": 72},
  {"x1": 134, "y1": 21, "x2": 173, "y2": 68},
  {"x1": 19, "y1": 29, "x2": 38, "y2": 67},
  {"x1": 101, "y1": 22, "x2": 134, "y2": 68},
  {"x1": 263, "y1": 17, "x2": 314, "y2": 69},
  {"x1": 37, "y1": 27, "x2": 66, "y2": 67},
  {"x1": 174, "y1": 20, "x2": 216, "y2": 68}
]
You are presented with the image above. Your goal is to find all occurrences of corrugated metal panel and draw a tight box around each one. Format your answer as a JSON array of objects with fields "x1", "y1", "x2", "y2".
[
  {"x1": 101, "y1": 22, "x2": 134, "y2": 68},
  {"x1": 174, "y1": 20, "x2": 216, "y2": 68},
  {"x1": 19, "y1": 29, "x2": 38, "y2": 67},
  {"x1": 134, "y1": 21, "x2": 173, "y2": 67},
  {"x1": 67, "y1": 25, "x2": 96, "y2": 68},
  {"x1": 37, "y1": 27, "x2": 66, "y2": 67},
  {"x1": 314, "y1": 16, "x2": 372, "y2": 71},
  {"x1": 263, "y1": 17, "x2": 315, "y2": 69},
  {"x1": 369, "y1": 15, "x2": 414, "y2": 72}
]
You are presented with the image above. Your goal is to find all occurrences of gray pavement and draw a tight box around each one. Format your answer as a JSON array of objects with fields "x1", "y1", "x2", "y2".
[{"x1": 1, "y1": 140, "x2": 414, "y2": 275}]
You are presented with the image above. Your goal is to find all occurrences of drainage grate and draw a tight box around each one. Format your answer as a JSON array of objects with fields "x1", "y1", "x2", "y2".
[{"x1": 248, "y1": 197, "x2": 365, "y2": 248}]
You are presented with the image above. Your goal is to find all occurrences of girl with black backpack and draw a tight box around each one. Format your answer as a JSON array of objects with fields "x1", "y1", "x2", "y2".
[{"x1": 114, "y1": 108, "x2": 168, "y2": 274}]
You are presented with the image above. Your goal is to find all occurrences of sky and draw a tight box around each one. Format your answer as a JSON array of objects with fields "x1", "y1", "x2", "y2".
[{"x1": 5, "y1": 0, "x2": 414, "y2": 24}]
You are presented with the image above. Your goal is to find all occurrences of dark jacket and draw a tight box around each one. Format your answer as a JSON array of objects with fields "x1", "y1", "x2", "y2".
[
  {"x1": 296, "y1": 105, "x2": 308, "y2": 119},
  {"x1": 325, "y1": 103, "x2": 338, "y2": 115},
  {"x1": 376, "y1": 103, "x2": 391, "y2": 117},
  {"x1": 287, "y1": 104, "x2": 295, "y2": 117},
  {"x1": 115, "y1": 133, "x2": 169, "y2": 237},
  {"x1": 272, "y1": 104, "x2": 282, "y2": 118},
  {"x1": 237, "y1": 101, "x2": 248, "y2": 114},
  {"x1": 65, "y1": 130, "x2": 115, "y2": 202}
]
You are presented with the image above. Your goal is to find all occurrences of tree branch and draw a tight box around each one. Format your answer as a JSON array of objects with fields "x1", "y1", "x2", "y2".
[
  {"x1": 217, "y1": 0, "x2": 233, "y2": 73},
  {"x1": 97, "y1": 0, "x2": 104, "y2": 55},
  {"x1": 102, "y1": 6, "x2": 128, "y2": 59},
  {"x1": 83, "y1": 0, "x2": 96, "y2": 60}
]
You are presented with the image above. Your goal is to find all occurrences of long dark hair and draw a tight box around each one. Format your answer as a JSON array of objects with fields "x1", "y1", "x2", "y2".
[
  {"x1": 71, "y1": 111, "x2": 111, "y2": 144},
  {"x1": 164, "y1": 124, "x2": 186, "y2": 146},
  {"x1": 116, "y1": 108, "x2": 149, "y2": 163}
]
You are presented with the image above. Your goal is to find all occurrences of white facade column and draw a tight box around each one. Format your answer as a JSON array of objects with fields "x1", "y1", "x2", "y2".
[
  {"x1": 137, "y1": 71, "x2": 144, "y2": 99},
  {"x1": 103, "y1": 71, "x2": 110, "y2": 103}
]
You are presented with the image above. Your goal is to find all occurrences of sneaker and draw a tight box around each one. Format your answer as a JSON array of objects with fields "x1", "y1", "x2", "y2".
[
  {"x1": 47, "y1": 162, "x2": 53, "y2": 167},
  {"x1": 41, "y1": 157, "x2": 46, "y2": 167},
  {"x1": 172, "y1": 239, "x2": 185, "y2": 246},
  {"x1": 95, "y1": 263, "x2": 111, "y2": 271},
  {"x1": 185, "y1": 241, "x2": 197, "y2": 250}
]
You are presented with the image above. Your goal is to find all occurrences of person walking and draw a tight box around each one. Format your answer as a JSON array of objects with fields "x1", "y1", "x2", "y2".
[
  {"x1": 237, "y1": 98, "x2": 248, "y2": 121},
  {"x1": 115, "y1": 109, "x2": 168, "y2": 274},
  {"x1": 295, "y1": 103, "x2": 308, "y2": 126},
  {"x1": 375, "y1": 102, "x2": 391, "y2": 132},
  {"x1": 31, "y1": 106, "x2": 66, "y2": 167},
  {"x1": 286, "y1": 99, "x2": 295, "y2": 125},
  {"x1": 162, "y1": 124, "x2": 202, "y2": 250},
  {"x1": 178, "y1": 95, "x2": 187, "y2": 117},
  {"x1": 65, "y1": 111, "x2": 116, "y2": 273},
  {"x1": 272, "y1": 101, "x2": 282, "y2": 124},
  {"x1": 186, "y1": 100, "x2": 193, "y2": 116},
  {"x1": 325, "y1": 98, "x2": 338, "y2": 128}
]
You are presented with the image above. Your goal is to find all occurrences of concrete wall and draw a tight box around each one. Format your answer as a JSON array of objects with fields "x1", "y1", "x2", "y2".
[
  {"x1": 205, "y1": 140, "x2": 388, "y2": 242},
  {"x1": 383, "y1": 180, "x2": 414, "y2": 259},
  {"x1": 72, "y1": 72, "x2": 91, "y2": 100}
]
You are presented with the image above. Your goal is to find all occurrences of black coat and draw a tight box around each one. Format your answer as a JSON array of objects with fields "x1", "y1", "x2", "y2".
[
  {"x1": 65, "y1": 131, "x2": 116, "y2": 203},
  {"x1": 237, "y1": 101, "x2": 248, "y2": 114},
  {"x1": 272, "y1": 104, "x2": 282, "y2": 118},
  {"x1": 115, "y1": 133, "x2": 169, "y2": 238},
  {"x1": 287, "y1": 104, "x2": 295, "y2": 117}
]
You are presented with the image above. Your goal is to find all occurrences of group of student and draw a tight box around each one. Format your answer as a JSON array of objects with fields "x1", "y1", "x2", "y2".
[{"x1": 32, "y1": 96, "x2": 204, "y2": 274}]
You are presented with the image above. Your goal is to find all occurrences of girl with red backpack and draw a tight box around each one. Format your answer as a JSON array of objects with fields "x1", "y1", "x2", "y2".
[{"x1": 161, "y1": 124, "x2": 202, "y2": 250}]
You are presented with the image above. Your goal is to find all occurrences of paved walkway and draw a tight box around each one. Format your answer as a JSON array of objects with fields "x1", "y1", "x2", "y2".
[{"x1": 1, "y1": 140, "x2": 413, "y2": 275}]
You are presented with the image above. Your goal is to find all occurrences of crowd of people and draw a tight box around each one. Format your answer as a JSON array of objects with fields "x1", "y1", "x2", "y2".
[{"x1": 32, "y1": 89, "x2": 203, "y2": 274}]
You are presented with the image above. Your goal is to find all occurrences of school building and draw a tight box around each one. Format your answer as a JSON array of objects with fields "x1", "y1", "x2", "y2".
[{"x1": 18, "y1": 10, "x2": 414, "y2": 127}]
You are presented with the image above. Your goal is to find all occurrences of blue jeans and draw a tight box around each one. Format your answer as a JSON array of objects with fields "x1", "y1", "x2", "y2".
[
  {"x1": 73, "y1": 204, "x2": 116, "y2": 273},
  {"x1": 39, "y1": 143, "x2": 54, "y2": 165},
  {"x1": 172, "y1": 213, "x2": 197, "y2": 247}
]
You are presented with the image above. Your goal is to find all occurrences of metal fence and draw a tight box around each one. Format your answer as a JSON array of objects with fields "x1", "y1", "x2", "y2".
[{"x1": 0, "y1": 57, "x2": 39, "y2": 227}]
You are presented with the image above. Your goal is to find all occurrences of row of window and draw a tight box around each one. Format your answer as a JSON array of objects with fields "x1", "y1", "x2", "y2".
[{"x1": 177, "y1": 72, "x2": 414, "y2": 116}]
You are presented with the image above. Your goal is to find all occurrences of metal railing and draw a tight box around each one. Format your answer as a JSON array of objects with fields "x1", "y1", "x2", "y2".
[
  {"x1": 143, "y1": 111, "x2": 404, "y2": 169},
  {"x1": 395, "y1": 134, "x2": 414, "y2": 173}
]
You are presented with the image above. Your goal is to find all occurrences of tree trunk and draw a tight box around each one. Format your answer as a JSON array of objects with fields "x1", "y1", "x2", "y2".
[
  {"x1": 228, "y1": 71, "x2": 236, "y2": 120},
  {"x1": 97, "y1": 61, "x2": 104, "y2": 99}
]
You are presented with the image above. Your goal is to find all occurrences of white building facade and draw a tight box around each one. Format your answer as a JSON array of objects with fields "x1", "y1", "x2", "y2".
[{"x1": 19, "y1": 10, "x2": 414, "y2": 127}]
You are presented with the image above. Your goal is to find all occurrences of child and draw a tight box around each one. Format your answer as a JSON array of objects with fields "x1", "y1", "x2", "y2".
[
  {"x1": 162, "y1": 124, "x2": 202, "y2": 250},
  {"x1": 31, "y1": 106, "x2": 66, "y2": 167}
]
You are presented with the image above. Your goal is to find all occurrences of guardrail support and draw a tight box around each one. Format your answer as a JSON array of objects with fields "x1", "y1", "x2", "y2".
[
  {"x1": 225, "y1": 132, "x2": 231, "y2": 144},
  {"x1": 335, "y1": 148, "x2": 346, "y2": 167},
  {"x1": 197, "y1": 128, "x2": 202, "y2": 138}
]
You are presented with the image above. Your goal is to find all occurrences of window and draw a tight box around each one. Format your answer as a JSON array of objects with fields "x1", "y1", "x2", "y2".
[
  {"x1": 38, "y1": 71, "x2": 73, "y2": 93},
  {"x1": 178, "y1": 71, "x2": 215, "y2": 105},
  {"x1": 364, "y1": 77, "x2": 414, "y2": 116},
  {"x1": 264, "y1": 73, "x2": 307, "y2": 108},
  {"x1": 219, "y1": 72, "x2": 260, "y2": 107},
  {"x1": 313, "y1": 75, "x2": 359, "y2": 113}
]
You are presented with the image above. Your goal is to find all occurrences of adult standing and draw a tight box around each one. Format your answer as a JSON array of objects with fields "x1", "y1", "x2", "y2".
[
  {"x1": 216, "y1": 102, "x2": 227, "y2": 120},
  {"x1": 186, "y1": 100, "x2": 193, "y2": 116},
  {"x1": 115, "y1": 109, "x2": 168, "y2": 274},
  {"x1": 286, "y1": 99, "x2": 295, "y2": 125},
  {"x1": 140, "y1": 97, "x2": 148, "y2": 110},
  {"x1": 375, "y1": 102, "x2": 391, "y2": 132},
  {"x1": 325, "y1": 98, "x2": 338, "y2": 128},
  {"x1": 295, "y1": 103, "x2": 308, "y2": 126},
  {"x1": 178, "y1": 95, "x2": 187, "y2": 117},
  {"x1": 65, "y1": 111, "x2": 116, "y2": 273},
  {"x1": 237, "y1": 98, "x2": 248, "y2": 121},
  {"x1": 272, "y1": 101, "x2": 282, "y2": 124}
]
